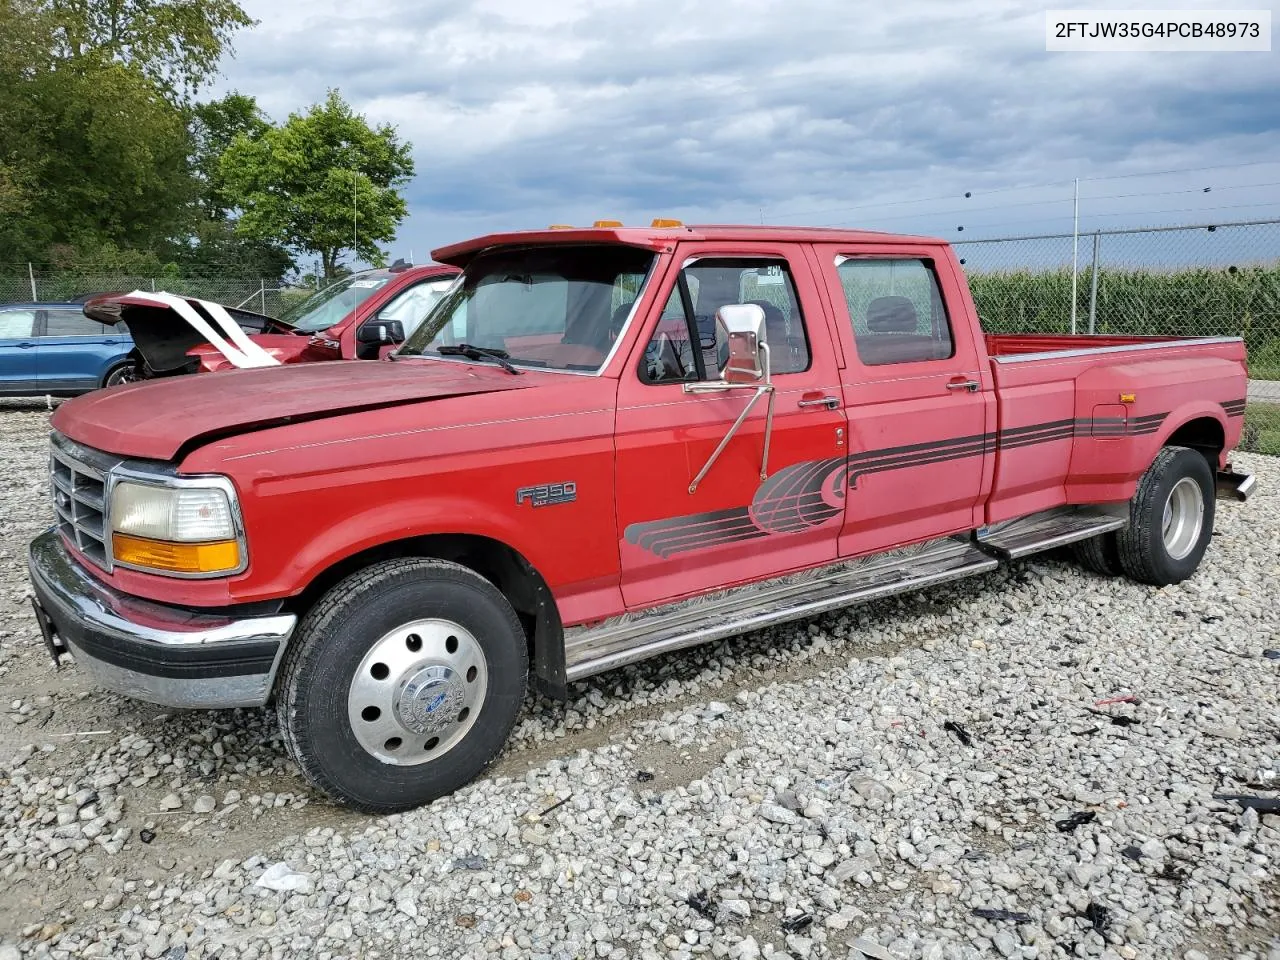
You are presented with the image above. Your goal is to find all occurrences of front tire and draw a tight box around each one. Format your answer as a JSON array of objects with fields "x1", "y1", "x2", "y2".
[
  {"x1": 278, "y1": 558, "x2": 528, "y2": 813},
  {"x1": 1115, "y1": 445, "x2": 1215, "y2": 586},
  {"x1": 102, "y1": 362, "x2": 140, "y2": 388}
]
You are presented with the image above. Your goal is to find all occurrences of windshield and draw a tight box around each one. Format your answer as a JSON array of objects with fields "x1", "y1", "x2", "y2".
[
  {"x1": 282, "y1": 273, "x2": 391, "y2": 332},
  {"x1": 397, "y1": 245, "x2": 655, "y2": 372}
]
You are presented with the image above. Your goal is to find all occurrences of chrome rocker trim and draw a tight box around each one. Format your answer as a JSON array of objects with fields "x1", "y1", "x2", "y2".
[{"x1": 27, "y1": 528, "x2": 296, "y2": 709}]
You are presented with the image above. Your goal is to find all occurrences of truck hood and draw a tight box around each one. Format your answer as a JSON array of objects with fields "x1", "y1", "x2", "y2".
[
  {"x1": 84, "y1": 292, "x2": 299, "y2": 375},
  {"x1": 52, "y1": 359, "x2": 535, "y2": 461}
]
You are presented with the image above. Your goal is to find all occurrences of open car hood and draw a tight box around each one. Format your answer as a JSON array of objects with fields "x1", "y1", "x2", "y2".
[{"x1": 84, "y1": 291, "x2": 304, "y2": 375}]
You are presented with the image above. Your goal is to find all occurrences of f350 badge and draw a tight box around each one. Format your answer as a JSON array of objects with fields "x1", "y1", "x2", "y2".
[{"x1": 516, "y1": 482, "x2": 577, "y2": 508}]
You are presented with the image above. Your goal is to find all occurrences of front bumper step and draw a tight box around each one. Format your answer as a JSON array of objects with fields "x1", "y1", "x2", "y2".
[{"x1": 27, "y1": 528, "x2": 297, "y2": 709}]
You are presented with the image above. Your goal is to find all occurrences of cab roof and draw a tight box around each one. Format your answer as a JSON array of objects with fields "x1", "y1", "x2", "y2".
[{"x1": 431, "y1": 223, "x2": 946, "y2": 267}]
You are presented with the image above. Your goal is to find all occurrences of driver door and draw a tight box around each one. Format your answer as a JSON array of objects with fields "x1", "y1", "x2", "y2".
[{"x1": 614, "y1": 244, "x2": 848, "y2": 609}]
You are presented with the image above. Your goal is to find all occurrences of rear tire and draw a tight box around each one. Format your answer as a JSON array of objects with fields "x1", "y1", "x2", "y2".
[
  {"x1": 1072, "y1": 532, "x2": 1122, "y2": 577},
  {"x1": 1115, "y1": 445, "x2": 1215, "y2": 587},
  {"x1": 277, "y1": 558, "x2": 528, "y2": 813}
]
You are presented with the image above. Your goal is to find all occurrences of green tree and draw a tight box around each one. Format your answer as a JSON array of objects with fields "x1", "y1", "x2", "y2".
[
  {"x1": 170, "y1": 220, "x2": 294, "y2": 279},
  {"x1": 190, "y1": 92, "x2": 269, "y2": 220},
  {"x1": 0, "y1": 0, "x2": 255, "y2": 263},
  {"x1": 41, "y1": 0, "x2": 256, "y2": 100},
  {"x1": 220, "y1": 89, "x2": 415, "y2": 278}
]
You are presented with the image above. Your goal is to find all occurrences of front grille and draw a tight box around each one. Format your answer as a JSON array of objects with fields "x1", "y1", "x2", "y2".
[{"x1": 49, "y1": 435, "x2": 118, "y2": 571}]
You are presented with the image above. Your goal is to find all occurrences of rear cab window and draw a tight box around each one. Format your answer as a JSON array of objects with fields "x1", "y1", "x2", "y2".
[{"x1": 835, "y1": 257, "x2": 955, "y2": 366}]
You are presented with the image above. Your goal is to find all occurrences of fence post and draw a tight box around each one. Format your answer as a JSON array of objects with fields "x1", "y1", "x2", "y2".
[
  {"x1": 260, "y1": 279, "x2": 267, "y2": 314},
  {"x1": 1069, "y1": 177, "x2": 1080, "y2": 335},
  {"x1": 151, "y1": 278, "x2": 156, "y2": 292},
  {"x1": 1087, "y1": 231, "x2": 1100, "y2": 335},
  {"x1": 28, "y1": 262, "x2": 36, "y2": 301}
]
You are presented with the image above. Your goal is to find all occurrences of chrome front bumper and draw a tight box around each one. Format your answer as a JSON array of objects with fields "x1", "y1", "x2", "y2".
[{"x1": 27, "y1": 529, "x2": 297, "y2": 709}]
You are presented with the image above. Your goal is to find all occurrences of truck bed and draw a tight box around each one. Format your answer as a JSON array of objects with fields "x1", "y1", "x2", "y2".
[
  {"x1": 984, "y1": 332, "x2": 1241, "y2": 360},
  {"x1": 979, "y1": 332, "x2": 1248, "y2": 525}
]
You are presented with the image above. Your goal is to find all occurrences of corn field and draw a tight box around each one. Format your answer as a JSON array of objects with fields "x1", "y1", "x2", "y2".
[
  {"x1": 965, "y1": 265, "x2": 1280, "y2": 378},
  {"x1": 956, "y1": 219, "x2": 1280, "y2": 381}
]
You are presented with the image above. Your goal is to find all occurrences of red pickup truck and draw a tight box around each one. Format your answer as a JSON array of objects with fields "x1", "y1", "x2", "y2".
[
  {"x1": 85, "y1": 262, "x2": 460, "y2": 378},
  {"x1": 27, "y1": 221, "x2": 1254, "y2": 812}
]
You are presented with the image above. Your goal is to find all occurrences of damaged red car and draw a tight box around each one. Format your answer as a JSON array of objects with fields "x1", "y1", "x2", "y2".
[{"x1": 83, "y1": 262, "x2": 460, "y2": 379}]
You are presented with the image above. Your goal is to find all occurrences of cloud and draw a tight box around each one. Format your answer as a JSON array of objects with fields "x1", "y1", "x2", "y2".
[{"x1": 213, "y1": 0, "x2": 1280, "y2": 260}]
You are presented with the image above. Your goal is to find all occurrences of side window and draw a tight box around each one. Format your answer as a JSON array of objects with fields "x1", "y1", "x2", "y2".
[
  {"x1": 43, "y1": 310, "x2": 106, "y2": 337},
  {"x1": 0, "y1": 310, "x2": 36, "y2": 338},
  {"x1": 640, "y1": 258, "x2": 811, "y2": 384},
  {"x1": 374, "y1": 279, "x2": 456, "y2": 338},
  {"x1": 836, "y1": 258, "x2": 955, "y2": 366}
]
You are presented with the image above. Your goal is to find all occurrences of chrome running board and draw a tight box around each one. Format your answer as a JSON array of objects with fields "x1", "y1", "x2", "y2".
[
  {"x1": 564, "y1": 536, "x2": 997, "y2": 682},
  {"x1": 974, "y1": 505, "x2": 1127, "y2": 560}
]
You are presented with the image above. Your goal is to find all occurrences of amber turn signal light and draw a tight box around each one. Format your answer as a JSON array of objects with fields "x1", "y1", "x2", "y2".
[{"x1": 112, "y1": 533, "x2": 241, "y2": 575}]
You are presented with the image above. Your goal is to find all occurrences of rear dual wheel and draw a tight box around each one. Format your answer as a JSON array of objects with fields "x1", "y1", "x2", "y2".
[
  {"x1": 1074, "y1": 445, "x2": 1214, "y2": 586},
  {"x1": 278, "y1": 558, "x2": 528, "y2": 813}
]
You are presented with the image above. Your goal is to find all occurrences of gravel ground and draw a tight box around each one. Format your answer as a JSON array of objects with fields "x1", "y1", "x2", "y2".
[{"x1": 1, "y1": 397, "x2": 1277, "y2": 960}]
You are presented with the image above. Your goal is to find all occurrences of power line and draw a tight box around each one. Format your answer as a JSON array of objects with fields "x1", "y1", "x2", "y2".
[
  {"x1": 943, "y1": 198, "x2": 1280, "y2": 238},
  {"x1": 815, "y1": 181, "x2": 1280, "y2": 229},
  {"x1": 1078, "y1": 159, "x2": 1280, "y2": 183},
  {"x1": 765, "y1": 159, "x2": 1280, "y2": 223}
]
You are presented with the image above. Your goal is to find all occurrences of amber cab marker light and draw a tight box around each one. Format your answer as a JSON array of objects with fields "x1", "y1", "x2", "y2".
[
  {"x1": 548, "y1": 224, "x2": 574, "y2": 230},
  {"x1": 651, "y1": 218, "x2": 684, "y2": 228},
  {"x1": 1120, "y1": 393, "x2": 1136, "y2": 403},
  {"x1": 112, "y1": 533, "x2": 241, "y2": 575},
  {"x1": 592, "y1": 219, "x2": 623, "y2": 228}
]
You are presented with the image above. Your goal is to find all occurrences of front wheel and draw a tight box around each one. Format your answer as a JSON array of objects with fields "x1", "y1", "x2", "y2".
[
  {"x1": 1115, "y1": 445, "x2": 1215, "y2": 586},
  {"x1": 103, "y1": 362, "x2": 141, "y2": 388},
  {"x1": 277, "y1": 558, "x2": 528, "y2": 812}
]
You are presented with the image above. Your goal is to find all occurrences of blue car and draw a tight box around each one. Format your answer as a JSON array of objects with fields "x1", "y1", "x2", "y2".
[{"x1": 0, "y1": 302, "x2": 136, "y2": 396}]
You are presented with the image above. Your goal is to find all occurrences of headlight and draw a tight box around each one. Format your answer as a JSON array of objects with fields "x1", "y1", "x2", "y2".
[{"x1": 108, "y1": 479, "x2": 244, "y2": 576}]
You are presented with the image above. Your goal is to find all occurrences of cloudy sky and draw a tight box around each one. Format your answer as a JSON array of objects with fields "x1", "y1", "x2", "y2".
[{"x1": 211, "y1": 0, "x2": 1280, "y2": 265}]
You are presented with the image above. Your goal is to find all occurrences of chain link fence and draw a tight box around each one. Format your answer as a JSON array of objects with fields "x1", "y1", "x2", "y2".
[
  {"x1": 954, "y1": 219, "x2": 1280, "y2": 380},
  {"x1": 956, "y1": 218, "x2": 1280, "y2": 453},
  {"x1": 0, "y1": 268, "x2": 310, "y2": 318}
]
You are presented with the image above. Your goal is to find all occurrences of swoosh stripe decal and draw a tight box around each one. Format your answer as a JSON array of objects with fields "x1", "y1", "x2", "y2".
[{"x1": 624, "y1": 409, "x2": 1175, "y2": 557}]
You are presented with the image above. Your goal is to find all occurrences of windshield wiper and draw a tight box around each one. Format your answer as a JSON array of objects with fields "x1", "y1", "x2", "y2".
[{"x1": 437, "y1": 343, "x2": 523, "y2": 375}]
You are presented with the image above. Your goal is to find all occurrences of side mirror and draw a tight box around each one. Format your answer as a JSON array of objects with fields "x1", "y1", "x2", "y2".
[
  {"x1": 715, "y1": 303, "x2": 769, "y2": 384},
  {"x1": 682, "y1": 302, "x2": 778, "y2": 493},
  {"x1": 357, "y1": 320, "x2": 405, "y2": 344}
]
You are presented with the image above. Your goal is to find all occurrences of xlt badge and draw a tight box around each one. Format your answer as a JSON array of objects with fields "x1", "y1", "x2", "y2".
[{"x1": 516, "y1": 482, "x2": 577, "y2": 508}]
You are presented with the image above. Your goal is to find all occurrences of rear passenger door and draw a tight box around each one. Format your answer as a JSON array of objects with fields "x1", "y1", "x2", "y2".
[
  {"x1": 0, "y1": 308, "x2": 39, "y2": 394},
  {"x1": 615, "y1": 245, "x2": 848, "y2": 608},
  {"x1": 816, "y1": 247, "x2": 994, "y2": 558},
  {"x1": 38, "y1": 309, "x2": 121, "y2": 391}
]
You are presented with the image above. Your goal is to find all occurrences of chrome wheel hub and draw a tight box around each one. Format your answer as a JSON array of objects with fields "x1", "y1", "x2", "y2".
[
  {"x1": 1162, "y1": 476, "x2": 1204, "y2": 561},
  {"x1": 399, "y1": 665, "x2": 466, "y2": 736},
  {"x1": 346, "y1": 619, "x2": 488, "y2": 765}
]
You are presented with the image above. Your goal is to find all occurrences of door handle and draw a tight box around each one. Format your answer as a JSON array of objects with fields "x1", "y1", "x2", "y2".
[
  {"x1": 798, "y1": 396, "x2": 840, "y2": 410},
  {"x1": 946, "y1": 379, "x2": 980, "y2": 393},
  {"x1": 15, "y1": 342, "x2": 36, "y2": 349}
]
